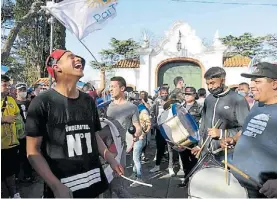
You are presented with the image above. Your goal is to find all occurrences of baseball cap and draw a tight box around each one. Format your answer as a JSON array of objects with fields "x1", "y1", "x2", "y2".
[
  {"x1": 15, "y1": 82, "x2": 27, "y2": 90},
  {"x1": 184, "y1": 87, "x2": 196, "y2": 94},
  {"x1": 1, "y1": 75, "x2": 10, "y2": 82},
  {"x1": 241, "y1": 62, "x2": 277, "y2": 79},
  {"x1": 45, "y1": 49, "x2": 68, "y2": 77}
]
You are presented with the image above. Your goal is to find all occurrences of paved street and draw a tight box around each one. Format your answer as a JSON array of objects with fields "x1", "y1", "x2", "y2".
[{"x1": 2, "y1": 136, "x2": 188, "y2": 198}]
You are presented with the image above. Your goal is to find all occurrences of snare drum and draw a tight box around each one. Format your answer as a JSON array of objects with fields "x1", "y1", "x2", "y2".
[
  {"x1": 158, "y1": 103, "x2": 199, "y2": 151},
  {"x1": 99, "y1": 118, "x2": 123, "y2": 183},
  {"x1": 188, "y1": 167, "x2": 248, "y2": 198}
]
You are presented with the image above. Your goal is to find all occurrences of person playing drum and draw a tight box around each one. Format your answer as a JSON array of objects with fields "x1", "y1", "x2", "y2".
[
  {"x1": 191, "y1": 67, "x2": 250, "y2": 162},
  {"x1": 220, "y1": 62, "x2": 277, "y2": 198}
]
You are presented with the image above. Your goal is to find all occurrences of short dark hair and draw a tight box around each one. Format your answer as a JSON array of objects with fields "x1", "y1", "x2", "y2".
[
  {"x1": 160, "y1": 87, "x2": 169, "y2": 93},
  {"x1": 204, "y1": 67, "x2": 226, "y2": 80},
  {"x1": 110, "y1": 76, "x2": 126, "y2": 88},
  {"x1": 239, "y1": 82, "x2": 249, "y2": 88},
  {"x1": 198, "y1": 88, "x2": 206, "y2": 97},
  {"x1": 140, "y1": 91, "x2": 148, "y2": 102},
  {"x1": 173, "y1": 76, "x2": 183, "y2": 86},
  {"x1": 1, "y1": 75, "x2": 10, "y2": 82}
]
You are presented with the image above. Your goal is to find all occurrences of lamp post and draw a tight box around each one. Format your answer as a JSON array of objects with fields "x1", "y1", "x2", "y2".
[
  {"x1": 176, "y1": 30, "x2": 182, "y2": 52},
  {"x1": 176, "y1": 30, "x2": 188, "y2": 57}
]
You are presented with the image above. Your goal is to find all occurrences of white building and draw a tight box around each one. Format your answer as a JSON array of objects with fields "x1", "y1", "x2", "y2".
[{"x1": 110, "y1": 21, "x2": 251, "y2": 95}]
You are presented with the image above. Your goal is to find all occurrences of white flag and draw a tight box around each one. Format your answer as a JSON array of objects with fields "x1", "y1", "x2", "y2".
[{"x1": 45, "y1": 0, "x2": 118, "y2": 40}]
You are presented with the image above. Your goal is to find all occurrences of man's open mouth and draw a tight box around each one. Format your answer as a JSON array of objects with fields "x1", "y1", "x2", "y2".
[{"x1": 74, "y1": 63, "x2": 83, "y2": 69}]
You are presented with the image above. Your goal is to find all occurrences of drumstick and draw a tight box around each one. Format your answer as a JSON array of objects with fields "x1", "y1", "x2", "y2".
[
  {"x1": 165, "y1": 139, "x2": 192, "y2": 151},
  {"x1": 222, "y1": 160, "x2": 262, "y2": 188},
  {"x1": 225, "y1": 129, "x2": 228, "y2": 185},
  {"x1": 195, "y1": 136, "x2": 210, "y2": 159},
  {"x1": 121, "y1": 175, "x2": 153, "y2": 187},
  {"x1": 196, "y1": 119, "x2": 221, "y2": 159}
]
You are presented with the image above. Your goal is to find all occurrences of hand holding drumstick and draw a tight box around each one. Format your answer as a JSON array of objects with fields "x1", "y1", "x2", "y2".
[{"x1": 192, "y1": 119, "x2": 221, "y2": 159}]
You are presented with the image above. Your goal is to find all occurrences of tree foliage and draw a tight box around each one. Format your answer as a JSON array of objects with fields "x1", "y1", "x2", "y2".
[
  {"x1": 261, "y1": 34, "x2": 277, "y2": 61},
  {"x1": 220, "y1": 33, "x2": 265, "y2": 57},
  {"x1": 2, "y1": 0, "x2": 66, "y2": 85},
  {"x1": 90, "y1": 38, "x2": 140, "y2": 70},
  {"x1": 1, "y1": 0, "x2": 15, "y2": 27}
]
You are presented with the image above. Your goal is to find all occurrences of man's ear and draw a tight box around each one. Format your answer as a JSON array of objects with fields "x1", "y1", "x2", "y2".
[
  {"x1": 53, "y1": 64, "x2": 62, "y2": 73},
  {"x1": 221, "y1": 77, "x2": 226, "y2": 85},
  {"x1": 120, "y1": 86, "x2": 125, "y2": 92},
  {"x1": 273, "y1": 79, "x2": 277, "y2": 90}
]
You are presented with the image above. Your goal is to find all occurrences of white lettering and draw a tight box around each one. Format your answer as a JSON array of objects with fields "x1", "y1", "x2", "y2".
[
  {"x1": 66, "y1": 132, "x2": 92, "y2": 157},
  {"x1": 65, "y1": 124, "x2": 91, "y2": 133},
  {"x1": 85, "y1": 133, "x2": 92, "y2": 154},
  {"x1": 67, "y1": 134, "x2": 82, "y2": 157}
]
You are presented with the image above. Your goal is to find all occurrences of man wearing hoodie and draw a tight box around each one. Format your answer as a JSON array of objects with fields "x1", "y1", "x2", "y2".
[{"x1": 191, "y1": 67, "x2": 250, "y2": 162}]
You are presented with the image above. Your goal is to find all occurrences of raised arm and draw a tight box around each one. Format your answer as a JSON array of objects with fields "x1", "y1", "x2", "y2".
[{"x1": 96, "y1": 69, "x2": 106, "y2": 96}]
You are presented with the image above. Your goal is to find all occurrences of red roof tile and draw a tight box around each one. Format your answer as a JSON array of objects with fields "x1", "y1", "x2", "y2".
[
  {"x1": 113, "y1": 59, "x2": 140, "y2": 68},
  {"x1": 223, "y1": 55, "x2": 251, "y2": 67},
  {"x1": 33, "y1": 78, "x2": 54, "y2": 87}
]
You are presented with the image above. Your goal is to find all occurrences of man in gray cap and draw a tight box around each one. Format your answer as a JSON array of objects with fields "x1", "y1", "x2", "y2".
[{"x1": 221, "y1": 62, "x2": 277, "y2": 198}]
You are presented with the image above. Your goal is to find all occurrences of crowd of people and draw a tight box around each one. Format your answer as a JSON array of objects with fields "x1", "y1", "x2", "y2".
[{"x1": 1, "y1": 48, "x2": 277, "y2": 198}]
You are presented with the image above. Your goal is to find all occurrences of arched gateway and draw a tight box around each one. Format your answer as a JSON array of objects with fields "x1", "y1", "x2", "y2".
[{"x1": 156, "y1": 57, "x2": 205, "y2": 90}]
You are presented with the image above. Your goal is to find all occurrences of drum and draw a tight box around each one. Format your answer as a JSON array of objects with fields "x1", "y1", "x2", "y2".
[
  {"x1": 188, "y1": 167, "x2": 248, "y2": 198},
  {"x1": 98, "y1": 118, "x2": 123, "y2": 183},
  {"x1": 97, "y1": 100, "x2": 112, "y2": 118},
  {"x1": 158, "y1": 103, "x2": 199, "y2": 151}
]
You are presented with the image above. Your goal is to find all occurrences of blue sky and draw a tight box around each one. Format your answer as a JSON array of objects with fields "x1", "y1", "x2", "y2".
[{"x1": 65, "y1": 0, "x2": 277, "y2": 81}]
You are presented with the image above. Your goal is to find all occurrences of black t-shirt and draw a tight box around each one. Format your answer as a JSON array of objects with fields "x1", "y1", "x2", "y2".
[
  {"x1": 25, "y1": 89, "x2": 108, "y2": 198},
  {"x1": 16, "y1": 100, "x2": 30, "y2": 123}
]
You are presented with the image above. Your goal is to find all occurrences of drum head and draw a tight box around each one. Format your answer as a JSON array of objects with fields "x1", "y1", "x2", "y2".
[{"x1": 188, "y1": 167, "x2": 248, "y2": 198}]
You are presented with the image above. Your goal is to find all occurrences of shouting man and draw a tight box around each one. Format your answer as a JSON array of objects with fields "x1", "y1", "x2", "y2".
[{"x1": 25, "y1": 50, "x2": 123, "y2": 198}]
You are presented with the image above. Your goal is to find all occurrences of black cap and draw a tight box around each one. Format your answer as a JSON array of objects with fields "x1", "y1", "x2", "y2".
[
  {"x1": 184, "y1": 87, "x2": 196, "y2": 94},
  {"x1": 1, "y1": 75, "x2": 10, "y2": 82},
  {"x1": 241, "y1": 62, "x2": 277, "y2": 79}
]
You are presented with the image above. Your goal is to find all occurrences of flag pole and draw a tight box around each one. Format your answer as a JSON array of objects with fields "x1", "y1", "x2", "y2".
[
  {"x1": 78, "y1": 39, "x2": 99, "y2": 63},
  {"x1": 48, "y1": 0, "x2": 55, "y2": 88}
]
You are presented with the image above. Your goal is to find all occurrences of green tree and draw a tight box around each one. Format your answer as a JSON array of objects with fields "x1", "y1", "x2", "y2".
[
  {"x1": 90, "y1": 38, "x2": 140, "y2": 70},
  {"x1": 2, "y1": 0, "x2": 66, "y2": 85},
  {"x1": 220, "y1": 33, "x2": 265, "y2": 57},
  {"x1": 1, "y1": 0, "x2": 15, "y2": 29},
  {"x1": 262, "y1": 34, "x2": 277, "y2": 61}
]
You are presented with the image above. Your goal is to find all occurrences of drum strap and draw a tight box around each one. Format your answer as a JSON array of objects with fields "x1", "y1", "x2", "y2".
[{"x1": 171, "y1": 104, "x2": 177, "y2": 115}]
